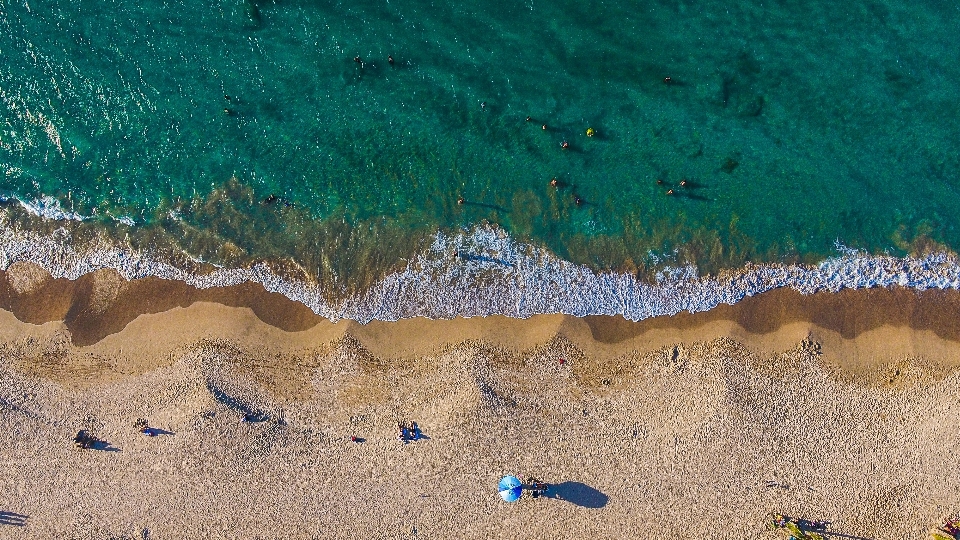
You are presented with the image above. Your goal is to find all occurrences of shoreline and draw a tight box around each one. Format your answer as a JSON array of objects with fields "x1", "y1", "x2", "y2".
[
  {"x1": 3, "y1": 261, "x2": 960, "y2": 390},
  {"x1": 2, "y1": 221, "x2": 960, "y2": 326}
]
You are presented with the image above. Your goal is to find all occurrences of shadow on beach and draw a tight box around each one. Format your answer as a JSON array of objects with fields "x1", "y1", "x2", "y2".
[
  {"x1": 549, "y1": 481, "x2": 608, "y2": 508},
  {"x1": 89, "y1": 440, "x2": 121, "y2": 452},
  {"x1": 0, "y1": 511, "x2": 27, "y2": 526}
]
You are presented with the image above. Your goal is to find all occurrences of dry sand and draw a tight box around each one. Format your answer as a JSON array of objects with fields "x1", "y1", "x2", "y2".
[{"x1": 0, "y1": 262, "x2": 958, "y2": 539}]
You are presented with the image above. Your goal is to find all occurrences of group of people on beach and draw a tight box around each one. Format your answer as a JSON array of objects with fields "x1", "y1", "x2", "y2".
[
  {"x1": 134, "y1": 418, "x2": 160, "y2": 437},
  {"x1": 397, "y1": 420, "x2": 419, "y2": 443},
  {"x1": 934, "y1": 516, "x2": 960, "y2": 540},
  {"x1": 73, "y1": 430, "x2": 97, "y2": 449},
  {"x1": 74, "y1": 418, "x2": 164, "y2": 450},
  {"x1": 525, "y1": 477, "x2": 550, "y2": 499}
]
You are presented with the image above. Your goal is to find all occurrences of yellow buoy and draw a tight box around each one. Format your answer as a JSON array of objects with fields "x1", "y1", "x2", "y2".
[{"x1": 586, "y1": 127, "x2": 596, "y2": 137}]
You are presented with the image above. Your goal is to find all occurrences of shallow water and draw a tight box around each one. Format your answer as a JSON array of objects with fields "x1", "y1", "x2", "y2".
[{"x1": 1, "y1": 0, "x2": 959, "y2": 302}]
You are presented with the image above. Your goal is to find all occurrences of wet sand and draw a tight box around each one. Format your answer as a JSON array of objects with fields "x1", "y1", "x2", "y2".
[{"x1": 0, "y1": 262, "x2": 958, "y2": 538}]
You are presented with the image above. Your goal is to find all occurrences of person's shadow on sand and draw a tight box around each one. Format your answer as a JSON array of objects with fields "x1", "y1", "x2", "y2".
[
  {"x1": 0, "y1": 511, "x2": 27, "y2": 526},
  {"x1": 90, "y1": 440, "x2": 121, "y2": 452},
  {"x1": 142, "y1": 428, "x2": 175, "y2": 437},
  {"x1": 548, "y1": 481, "x2": 608, "y2": 508}
]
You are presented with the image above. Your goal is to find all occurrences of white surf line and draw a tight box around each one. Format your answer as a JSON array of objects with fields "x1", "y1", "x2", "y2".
[{"x1": 0, "y1": 221, "x2": 958, "y2": 324}]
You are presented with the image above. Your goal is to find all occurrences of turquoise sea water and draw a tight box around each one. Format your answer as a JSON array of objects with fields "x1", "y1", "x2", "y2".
[{"x1": 1, "y1": 0, "x2": 959, "y2": 298}]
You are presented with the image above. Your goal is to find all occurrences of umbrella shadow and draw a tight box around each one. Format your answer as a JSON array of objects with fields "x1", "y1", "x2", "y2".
[
  {"x1": 0, "y1": 511, "x2": 27, "y2": 526},
  {"x1": 549, "y1": 481, "x2": 608, "y2": 508}
]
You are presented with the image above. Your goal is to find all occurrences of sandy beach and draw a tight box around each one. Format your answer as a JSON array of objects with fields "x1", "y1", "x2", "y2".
[{"x1": 0, "y1": 262, "x2": 958, "y2": 539}]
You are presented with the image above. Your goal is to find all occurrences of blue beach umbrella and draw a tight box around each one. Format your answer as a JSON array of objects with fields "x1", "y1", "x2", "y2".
[{"x1": 498, "y1": 475, "x2": 523, "y2": 502}]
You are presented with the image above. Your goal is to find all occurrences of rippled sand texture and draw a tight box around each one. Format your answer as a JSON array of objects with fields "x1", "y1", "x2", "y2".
[{"x1": 0, "y1": 269, "x2": 958, "y2": 537}]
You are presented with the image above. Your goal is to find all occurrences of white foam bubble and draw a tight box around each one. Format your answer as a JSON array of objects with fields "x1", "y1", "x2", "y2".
[
  {"x1": 10, "y1": 195, "x2": 86, "y2": 222},
  {"x1": 1, "y1": 193, "x2": 141, "y2": 226}
]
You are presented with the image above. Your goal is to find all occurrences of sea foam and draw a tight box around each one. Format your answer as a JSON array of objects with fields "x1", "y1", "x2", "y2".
[{"x1": 0, "y1": 221, "x2": 958, "y2": 323}]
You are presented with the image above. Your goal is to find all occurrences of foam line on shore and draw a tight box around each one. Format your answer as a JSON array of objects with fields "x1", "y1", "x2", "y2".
[{"x1": 1, "y1": 221, "x2": 959, "y2": 323}]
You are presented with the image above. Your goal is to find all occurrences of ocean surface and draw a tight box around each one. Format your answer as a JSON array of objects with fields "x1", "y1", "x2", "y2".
[{"x1": 1, "y1": 0, "x2": 959, "y2": 319}]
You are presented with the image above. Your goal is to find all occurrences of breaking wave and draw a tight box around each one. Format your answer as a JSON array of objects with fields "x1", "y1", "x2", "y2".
[{"x1": 1, "y1": 220, "x2": 959, "y2": 324}]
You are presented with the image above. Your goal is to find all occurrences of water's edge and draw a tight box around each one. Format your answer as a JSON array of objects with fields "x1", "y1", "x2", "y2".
[{"x1": 3, "y1": 215, "x2": 959, "y2": 324}]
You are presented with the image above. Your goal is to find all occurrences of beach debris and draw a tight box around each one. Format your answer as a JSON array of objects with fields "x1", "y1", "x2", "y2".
[
  {"x1": 930, "y1": 515, "x2": 960, "y2": 540},
  {"x1": 768, "y1": 513, "x2": 828, "y2": 540}
]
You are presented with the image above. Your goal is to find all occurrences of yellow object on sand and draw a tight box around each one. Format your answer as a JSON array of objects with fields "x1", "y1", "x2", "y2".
[
  {"x1": 586, "y1": 127, "x2": 596, "y2": 137},
  {"x1": 930, "y1": 529, "x2": 958, "y2": 540}
]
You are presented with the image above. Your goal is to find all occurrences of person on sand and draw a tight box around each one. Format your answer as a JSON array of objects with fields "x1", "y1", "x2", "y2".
[
  {"x1": 74, "y1": 430, "x2": 93, "y2": 449},
  {"x1": 526, "y1": 477, "x2": 545, "y2": 498},
  {"x1": 397, "y1": 422, "x2": 407, "y2": 443}
]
